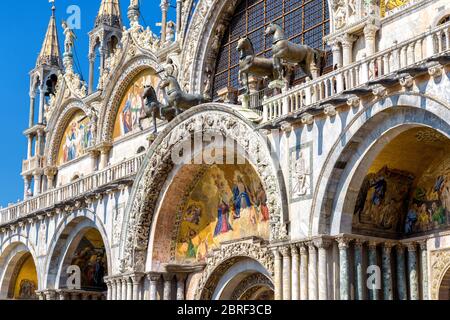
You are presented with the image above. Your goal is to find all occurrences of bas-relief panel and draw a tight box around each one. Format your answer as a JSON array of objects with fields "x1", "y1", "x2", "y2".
[
  {"x1": 175, "y1": 165, "x2": 270, "y2": 264},
  {"x1": 290, "y1": 142, "x2": 313, "y2": 202},
  {"x1": 113, "y1": 69, "x2": 159, "y2": 139},
  {"x1": 70, "y1": 229, "x2": 107, "y2": 291},
  {"x1": 57, "y1": 111, "x2": 93, "y2": 165}
]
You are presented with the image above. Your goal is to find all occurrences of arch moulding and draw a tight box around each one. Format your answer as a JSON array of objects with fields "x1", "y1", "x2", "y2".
[{"x1": 119, "y1": 104, "x2": 288, "y2": 274}]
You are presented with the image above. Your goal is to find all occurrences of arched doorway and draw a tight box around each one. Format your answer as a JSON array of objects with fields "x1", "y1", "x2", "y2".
[
  {"x1": 439, "y1": 266, "x2": 450, "y2": 300},
  {"x1": 0, "y1": 244, "x2": 39, "y2": 300},
  {"x1": 45, "y1": 216, "x2": 111, "y2": 300},
  {"x1": 209, "y1": 258, "x2": 274, "y2": 301},
  {"x1": 352, "y1": 127, "x2": 450, "y2": 239},
  {"x1": 58, "y1": 228, "x2": 108, "y2": 293}
]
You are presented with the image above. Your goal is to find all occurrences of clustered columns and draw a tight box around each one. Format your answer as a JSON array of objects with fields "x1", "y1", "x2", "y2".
[
  {"x1": 36, "y1": 290, "x2": 105, "y2": 300},
  {"x1": 271, "y1": 237, "x2": 430, "y2": 300},
  {"x1": 105, "y1": 272, "x2": 189, "y2": 301}
]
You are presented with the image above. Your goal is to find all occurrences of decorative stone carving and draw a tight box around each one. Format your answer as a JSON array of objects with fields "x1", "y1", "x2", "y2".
[
  {"x1": 332, "y1": 0, "x2": 358, "y2": 30},
  {"x1": 230, "y1": 273, "x2": 274, "y2": 300},
  {"x1": 430, "y1": 249, "x2": 450, "y2": 300},
  {"x1": 121, "y1": 106, "x2": 287, "y2": 273},
  {"x1": 195, "y1": 240, "x2": 274, "y2": 300}
]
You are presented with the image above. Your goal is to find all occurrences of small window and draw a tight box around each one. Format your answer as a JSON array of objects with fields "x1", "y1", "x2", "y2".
[{"x1": 137, "y1": 146, "x2": 146, "y2": 154}]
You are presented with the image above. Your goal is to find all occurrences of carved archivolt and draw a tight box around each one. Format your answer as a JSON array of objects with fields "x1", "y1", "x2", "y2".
[
  {"x1": 195, "y1": 241, "x2": 274, "y2": 300},
  {"x1": 120, "y1": 104, "x2": 287, "y2": 273},
  {"x1": 430, "y1": 249, "x2": 450, "y2": 300},
  {"x1": 45, "y1": 100, "x2": 89, "y2": 166},
  {"x1": 180, "y1": 0, "x2": 239, "y2": 94},
  {"x1": 230, "y1": 273, "x2": 274, "y2": 300},
  {"x1": 98, "y1": 56, "x2": 163, "y2": 143}
]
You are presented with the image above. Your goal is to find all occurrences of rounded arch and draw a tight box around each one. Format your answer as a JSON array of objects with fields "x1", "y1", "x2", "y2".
[
  {"x1": 310, "y1": 93, "x2": 450, "y2": 236},
  {"x1": 211, "y1": 258, "x2": 273, "y2": 300},
  {"x1": 194, "y1": 241, "x2": 274, "y2": 300},
  {"x1": 98, "y1": 55, "x2": 163, "y2": 143},
  {"x1": 431, "y1": 9, "x2": 450, "y2": 27},
  {"x1": 0, "y1": 241, "x2": 39, "y2": 299},
  {"x1": 44, "y1": 100, "x2": 90, "y2": 166},
  {"x1": 119, "y1": 104, "x2": 288, "y2": 273},
  {"x1": 438, "y1": 264, "x2": 450, "y2": 300},
  {"x1": 44, "y1": 214, "x2": 111, "y2": 290},
  {"x1": 181, "y1": 0, "x2": 333, "y2": 94}
]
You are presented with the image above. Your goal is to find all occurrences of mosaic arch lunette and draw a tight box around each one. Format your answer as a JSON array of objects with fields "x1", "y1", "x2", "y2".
[
  {"x1": 309, "y1": 93, "x2": 450, "y2": 237},
  {"x1": 180, "y1": 0, "x2": 333, "y2": 94},
  {"x1": 119, "y1": 104, "x2": 288, "y2": 273},
  {"x1": 45, "y1": 100, "x2": 91, "y2": 166},
  {"x1": 98, "y1": 56, "x2": 163, "y2": 143}
]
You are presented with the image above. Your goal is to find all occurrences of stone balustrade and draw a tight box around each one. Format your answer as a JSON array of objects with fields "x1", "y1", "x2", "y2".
[
  {"x1": 0, "y1": 154, "x2": 145, "y2": 227},
  {"x1": 258, "y1": 21, "x2": 450, "y2": 123},
  {"x1": 271, "y1": 235, "x2": 429, "y2": 300}
]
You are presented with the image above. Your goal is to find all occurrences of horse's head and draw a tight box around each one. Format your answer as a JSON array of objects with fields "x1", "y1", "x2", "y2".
[
  {"x1": 265, "y1": 23, "x2": 276, "y2": 36},
  {"x1": 237, "y1": 37, "x2": 254, "y2": 59}
]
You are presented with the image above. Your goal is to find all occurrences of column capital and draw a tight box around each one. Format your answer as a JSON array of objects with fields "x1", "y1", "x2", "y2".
[
  {"x1": 290, "y1": 244, "x2": 299, "y2": 256},
  {"x1": 340, "y1": 33, "x2": 358, "y2": 47},
  {"x1": 406, "y1": 242, "x2": 418, "y2": 252},
  {"x1": 176, "y1": 273, "x2": 188, "y2": 282},
  {"x1": 280, "y1": 246, "x2": 291, "y2": 257},
  {"x1": 363, "y1": 23, "x2": 379, "y2": 38},
  {"x1": 314, "y1": 238, "x2": 332, "y2": 249},
  {"x1": 271, "y1": 248, "x2": 282, "y2": 259},
  {"x1": 131, "y1": 273, "x2": 144, "y2": 284},
  {"x1": 163, "y1": 273, "x2": 174, "y2": 282},
  {"x1": 354, "y1": 239, "x2": 366, "y2": 249},
  {"x1": 368, "y1": 240, "x2": 379, "y2": 249},
  {"x1": 298, "y1": 243, "x2": 308, "y2": 255},
  {"x1": 147, "y1": 272, "x2": 162, "y2": 282},
  {"x1": 383, "y1": 241, "x2": 396, "y2": 253},
  {"x1": 336, "y1": 237, "x2": 352, "y2": 249},
  {"x1": 44, "y1": 166, "x2": 58, "y2": 177},
  {"x1": 417, "y1": 240, "x2": 428, "y2": 251}
]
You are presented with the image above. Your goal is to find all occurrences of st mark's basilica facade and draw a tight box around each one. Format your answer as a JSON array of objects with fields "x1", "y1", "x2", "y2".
[{"x1": 0, "y1": 0, "x2": 450, "y2": 301}]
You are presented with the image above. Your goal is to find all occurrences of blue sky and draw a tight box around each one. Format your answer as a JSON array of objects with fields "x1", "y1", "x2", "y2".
[{"x1": 0, "y1": 0, "x2": 175, "y2": 207}]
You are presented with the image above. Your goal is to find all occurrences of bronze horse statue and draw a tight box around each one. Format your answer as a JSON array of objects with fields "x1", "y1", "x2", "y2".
[
  {"x1": 265, "y1": 23, "x2": 327, "y2": 80},
  {"x1": 139, "y1": 85, "x2": 176, "y2": 134},
  {"x1": 160, "y1": 75, "x2": 209, "y2": 116},
  {"x1": 237, "y1": 37, "x2": 281, "y2": 95}
]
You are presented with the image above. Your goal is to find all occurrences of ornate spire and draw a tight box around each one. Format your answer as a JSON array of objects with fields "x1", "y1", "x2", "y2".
[
  {"x1": 36, "y1": 1, "x2": 62, "y2": 68},
  {"x1": 95, "y1": 0, "x2": 123, "y2": 28},
  {"x1": 128, "y1": 0, "x2": 140, "y2": 26}
]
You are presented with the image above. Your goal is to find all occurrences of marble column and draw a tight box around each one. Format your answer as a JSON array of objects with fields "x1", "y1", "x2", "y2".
[
  {"x1": 160, "y1": 0, "x2": 169, "y2": 43},
  {"x1": 116, "y1": 279, "x2": 122, "y2": 301},
  {"x1": 419, "y1": 241, "x2": 429, "y2": 300},
  {"x1": 407, "y1": 243, "x2": 419, "y2": 300},
  {"x1": 106, "y1": 281, "x2": 112, "y2": 301},
  {"x1": 364, "y1": 23, "x2": 379, "y2": 57},
  {"x1": 111, "y1": 279, "x2": 117, "y2": 300},
  {"x1": 38, "y1": 86, "x2": 45, "y2": 124},
  {"x1": 396, "y1": 244, "x2": 408, "y2": 300},
  {"x1": 127, "y1": 277, "x2": 133, "y2": 301},
  {"x1": 308, "y1": 242, "x2": 318, "y2": 300},
  {"x1": 382, "y1": 243, "x2": 394, "y2": 300},
  {"x1": 88, "y1": 53, "x2": 95, "y2": 94},
  {"x1": 121, "y1": 278, "x2": 128, "y2": 300},
  {"x1": 337, "y1": 237, "x2": 351, "y2": 300},
  {"x1": 291, "y1": 245, "x2": 300, "y2": 300},
  {"x1": 273, "y1": 249, "x2": 283, "y2": 300},
  {"x1": 176, "y1": 274, "x2": 187, "y2": 301},
  {"x1": 99, "y1": 146, "x2": 111, "y2": 170},
  {"x1": 33, "y1": 173, "x2": 42, "y2": 196},
  {"x1": 315, "y1": 239, "x2": 331, "y2": 300},
  {"x1": 176, "y1": 0, "x2": 182, "y2": 35},
  {"x1": 281, "y1": 246, "x2": 292, "y2": 300},
  {"x1": 148, "y1": 273, "x2": 160, "y2": 301},
  {"x1": 354, "y1": 240, "x2": 365, "y2": 300},
  {"x1": 341, "y1": 34, "x2": 357, "y2": 66},
  {"x1": 132, "y1": 274, "x2": 143, "y2": 301},
  {"x1": 29, "y1": 92, "x2": 36, "y2": 128},
  {"x1": 299, "y1": 244, "x2": 309, "y2": 300},
  {"x1": 330, "y1": 39, "x2": 342, "y2": 68},
  {"x1": 163, "y1": 274, "x2": 173, "y2": 300},
  {"x1": 368, "y1": 241, "x2": 379, "y2": 300}
]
